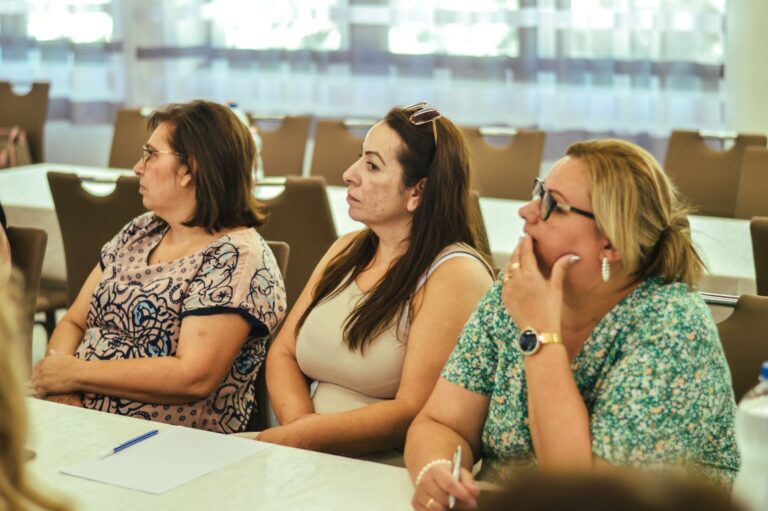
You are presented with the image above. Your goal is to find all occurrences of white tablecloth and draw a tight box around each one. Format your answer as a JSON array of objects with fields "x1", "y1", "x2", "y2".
[
  {"x1": 26, "y1": 398, "x2": 413, "y2": 511},
  {"x1": 0, "y1": 163, "x2": 755, "y2": 295}
]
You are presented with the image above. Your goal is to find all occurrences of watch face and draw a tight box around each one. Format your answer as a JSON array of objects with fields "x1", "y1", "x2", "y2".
[{"x1": 518, "y1": 329, "x2": 540, "y2": 355}]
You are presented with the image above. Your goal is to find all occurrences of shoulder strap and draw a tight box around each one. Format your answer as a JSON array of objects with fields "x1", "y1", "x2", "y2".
[{"x1": 415, "y1": 245, "x2": 494, "y2": 292}]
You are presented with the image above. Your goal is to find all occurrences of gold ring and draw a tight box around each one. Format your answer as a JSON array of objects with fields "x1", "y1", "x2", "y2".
[
  {"x1": 509, "y1": 262, "x2": 521, "y2": 270},
  {"x1": 426, "y1": 497, "x2": 435, "y2": 510}
]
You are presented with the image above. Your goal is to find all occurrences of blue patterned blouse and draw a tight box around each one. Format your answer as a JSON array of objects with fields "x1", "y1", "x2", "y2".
[{"x1": 75, "y1": 213, "x2": 286, "y2": 433}]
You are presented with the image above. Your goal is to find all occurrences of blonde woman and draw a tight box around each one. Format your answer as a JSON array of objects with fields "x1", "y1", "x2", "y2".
[
  {"x1": 405, "y1": 139, "x2": 739, "y2": 510},
  {"x1": 0, "y1": 285, "x2": 70, "y2": 511}
]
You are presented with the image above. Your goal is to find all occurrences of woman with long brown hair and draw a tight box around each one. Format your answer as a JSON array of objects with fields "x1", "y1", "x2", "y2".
[{"x1": 262, "y1": 102, "x2": 495, "y2": 464}]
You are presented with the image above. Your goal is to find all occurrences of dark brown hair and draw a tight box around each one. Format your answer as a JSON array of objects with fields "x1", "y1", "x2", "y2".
[
  {"x1": 148, "y1": 100, "x2": 267, "y2": 232},
  {"x1": 296, "y1": 105, "x2": 492, "y2": 353},
  {"x1": 478, "y1": 470, "x2": 743, "y2": 511}
]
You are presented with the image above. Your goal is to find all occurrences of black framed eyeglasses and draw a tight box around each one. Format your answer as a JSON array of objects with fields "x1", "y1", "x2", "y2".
[
  {"x1": 532, "y1": 178, "x2": 595, "y2": 221},
  {"x1": 141, "y1": 144, "x2": 185, "y2": 166},
  {"x1": 402, "y1": 101, "x2": 442, "y2": 143}
]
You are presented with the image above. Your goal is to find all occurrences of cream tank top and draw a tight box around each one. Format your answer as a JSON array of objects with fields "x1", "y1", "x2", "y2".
[{"x1": 295, "y1": 242, "x2": 493, "y2": 416}]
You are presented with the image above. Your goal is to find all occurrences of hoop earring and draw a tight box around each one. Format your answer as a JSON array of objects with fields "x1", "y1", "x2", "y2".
[{"x1": 601, "y1": 256, "x2": 610, "y2": 282}]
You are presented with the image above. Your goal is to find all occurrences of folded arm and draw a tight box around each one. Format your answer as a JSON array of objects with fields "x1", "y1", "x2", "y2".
[{"x1": 34, "y1": 311, "x2": 251, "y2": 404}]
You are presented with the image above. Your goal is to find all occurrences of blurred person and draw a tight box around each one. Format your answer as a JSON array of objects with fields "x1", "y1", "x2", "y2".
[
  {"x1": 0, "y1": 285, "x2": 70, "y2": 511},
  {"x1": 0, "y1": 202, "x2": 11, "y2": 287},
  {"x1": 477, "y1": 470, "x2": 746, "y2": 511}
]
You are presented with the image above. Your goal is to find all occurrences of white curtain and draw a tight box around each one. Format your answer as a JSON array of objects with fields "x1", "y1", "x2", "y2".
[{"x1": 0, "y1": 0, "x2": 727, "y2": 151}]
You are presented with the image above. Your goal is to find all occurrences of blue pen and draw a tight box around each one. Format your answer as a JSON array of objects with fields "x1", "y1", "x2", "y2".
[{"x1": 98, "y1": 429, "x2": 159, "y2": 458}]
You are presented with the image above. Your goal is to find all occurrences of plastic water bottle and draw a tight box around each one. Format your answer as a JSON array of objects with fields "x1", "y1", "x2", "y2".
[
  {"x1": 227, "y1": 101, "x2": 264, "y2": 181},
  {"x1": 733, "y1": 361, "x2": 768, "y2": 511}
]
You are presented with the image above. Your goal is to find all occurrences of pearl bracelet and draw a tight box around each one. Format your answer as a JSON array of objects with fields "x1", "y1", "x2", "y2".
[{"x1": 414, "y1": 458, "x2": 452, "y2": 487}]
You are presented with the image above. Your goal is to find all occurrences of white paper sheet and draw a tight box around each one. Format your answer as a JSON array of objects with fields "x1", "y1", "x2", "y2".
[{"x1": 61, "y1": 427, "x2": 270, "y2": 494}]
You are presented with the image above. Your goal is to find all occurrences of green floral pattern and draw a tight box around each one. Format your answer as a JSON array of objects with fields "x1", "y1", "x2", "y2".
[{"x1": 442, "y1": 276, "x2": 739, "y2": 487}]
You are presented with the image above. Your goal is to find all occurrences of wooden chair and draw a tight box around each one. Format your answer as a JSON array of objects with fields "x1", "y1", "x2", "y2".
[
  {"x1": 469, "y1": 189, "x2": 492, "y2": 263},
  {"x1": 109, "y1": 108, "x2": 150, "y2": 169},
  {"x1": 751, "y1": 217, "x2": 768, "y2": 297},
  {"x1": 310, "y1": 119, "x2": 372, "y2": 187},
  {"x1": 47, "y1": 172, "x2": 146, "y2": 305},
  {"x1": 717, "y1": 294, "x2": 768, "y2": 400},
  {"x1": 735, "y1": 147, "x2": 768, "y2": 219},
  {"x1": 266, "y1": 241, "x2": 290, "y2": 281},
  {"x1": 664, "y1": 130, "x2": 767, "y2": 217},
  {"x1": 462, "y1": 127, "x2": 545, "y2": 201},
  {"x1": 255, "y1": 115, "x2": 312, "y2": 177},
  {"x1": 6, "y1": 226, "x2": 47, "y2": 369},
  {"x1": 247, "y1": 240, "x2": 290, "y2": 432},
  {"x1": 257, "y1": 176, "x2": 337, "y2": 309},
  {"x1": 0, "y1": 82, "x2": 50, "y2": 163}
]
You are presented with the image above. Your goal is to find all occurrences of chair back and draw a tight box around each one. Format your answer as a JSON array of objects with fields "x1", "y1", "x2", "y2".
[
  {"x1": 717, "y1": 294, "x2": 768, "y2": 400},
  {"x1": 0, "y1": 82, "x2": 50, "y2": 163},
  {"x1": 752, "y1": 217, "x2": 768, "y2": 297},
  {"x1": 310, "y1": 120, "x2": 370, "y2": 187},
  {"x1": 258, "y1": 115, "x2": 312, "y2": 177},
  {"x1": 735, "y1": 147, "x2": 768, "y2": 219},
  {"x1": 47, "y1": 172, "x2": 146, "y2": 304},
  {"x1": 469, "y1": 189, "x2": 492, "y2": 261},
  {"x1": 6, "y1": 226, "x2": 47, "y2": 368},
  {"x1": 109, "y1": 108, "x2": 150, "y2": 169},
  {"x1": 266, "y1": 240, "x2": 290, "y2": 280},
  {"x1": 247, "y1": 240, "x2": 290, "y2": 432},
  {"x1": 664, "y1": 130, "x2": 767, "y2": 217},
  {"x1": 257, "y1": 176, "x2": 337, "y2": 308},
  {"x1": 462, "y1": 127, "x2": 545, "y2": 200}
]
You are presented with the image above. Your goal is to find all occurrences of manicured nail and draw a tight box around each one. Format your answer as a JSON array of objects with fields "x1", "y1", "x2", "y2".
[{"x1": 569, "y1": 255, "x2": 581, "y2": 263}]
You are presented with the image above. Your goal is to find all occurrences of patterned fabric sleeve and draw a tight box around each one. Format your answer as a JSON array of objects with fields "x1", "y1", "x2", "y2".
[
  {"x1": 181, "y1": 234, "x2": 286, "y2": 337},
  {"x1": 99, "y1": 212, "x2": 155, "y2": 270},
  {"x1": 441, "y1": 279, "x2": 504, "y2": 395},
  {"x1": 590, "y1": 296, "x2": 738, "y2": 482}
]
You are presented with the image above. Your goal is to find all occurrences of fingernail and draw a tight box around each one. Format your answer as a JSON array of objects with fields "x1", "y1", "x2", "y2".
[{"x1": 569, "y1": 255, "x2": 581, "y2": 263}]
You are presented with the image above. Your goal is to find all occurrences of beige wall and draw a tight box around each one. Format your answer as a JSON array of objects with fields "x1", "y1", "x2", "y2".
[{"x1": 725, "y1": 1, "x2": 768, "y2": 135}]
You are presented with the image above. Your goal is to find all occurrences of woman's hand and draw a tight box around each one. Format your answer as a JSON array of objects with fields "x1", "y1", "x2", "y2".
[
  {"x1": 31, "y1": 349, "x2": 84, "y2": 398},
  {"x1": 500, "y1": 234, "x2": 579, "y2": 332},
  {"x1": 412, "y1": 463, "x2": 479, "y2": 510},
  {"x1": 257, "y1": 416, "x2": 316, "y2": 450}
]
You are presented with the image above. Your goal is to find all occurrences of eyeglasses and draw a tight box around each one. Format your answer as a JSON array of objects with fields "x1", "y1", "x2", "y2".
[
  {"x1": 141, "y1": 144, "x2": 185, "y2": 166},
  {"x1": 532, "y1": 178, "x2": 595, "y2": 221},
  {"x1": 403, "y1": 101, "x2": 442, "y2": 143}
]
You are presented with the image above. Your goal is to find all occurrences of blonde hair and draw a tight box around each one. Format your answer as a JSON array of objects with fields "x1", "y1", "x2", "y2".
[
  {"x1": 566, "y1": 139, "x2": 705, "y2": 288},
  {"x1": 0, "y1": 281, "x2": 70, "y2": 511}
]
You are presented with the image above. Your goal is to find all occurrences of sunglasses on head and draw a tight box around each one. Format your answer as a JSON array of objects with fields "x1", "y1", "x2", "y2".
[
  {"x1": 532, "y1": 178, "x2": 595, "y2": 221},
  {"x1": 402, "y1": 101, "x2": 442, "y2": 143}
]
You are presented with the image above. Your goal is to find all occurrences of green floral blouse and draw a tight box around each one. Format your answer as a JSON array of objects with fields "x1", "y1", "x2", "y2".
[{"x1": 442, "y1": 276, "x2": 739, "y2": 487}]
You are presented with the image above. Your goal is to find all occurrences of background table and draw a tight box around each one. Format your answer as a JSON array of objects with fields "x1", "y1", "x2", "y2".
[
  {"x1": 27, "y1": 399, "x2": 413, "y2": 511},
  {"x1": 0, "y1": 163, "x2": 756, "y2": 295}
]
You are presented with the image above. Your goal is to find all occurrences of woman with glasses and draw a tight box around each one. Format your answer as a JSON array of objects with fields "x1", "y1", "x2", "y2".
[
  {"x1": 405, "y1": 139, "x2": 738, "y2": 510},
  {"x1": 31, "y1": 100, "x2": 286, "y2": 433},
  {"x1": 261, "y1": 103, "x2": 495, "y2": 463}
]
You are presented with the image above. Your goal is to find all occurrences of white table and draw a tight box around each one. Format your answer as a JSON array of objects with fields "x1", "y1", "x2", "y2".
[
  {"x1": 0, "y1": 163, "x2": 756, "y2": 295},
  {"x1": 27, "y1": 399, "x2": 413, "y2": 511}
]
